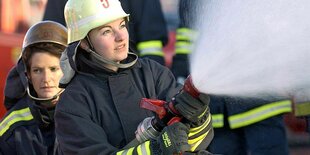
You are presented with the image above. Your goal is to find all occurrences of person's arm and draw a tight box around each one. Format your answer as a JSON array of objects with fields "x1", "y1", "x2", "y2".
[
  {"x1": 0, "y1": 107, "x2": 52, "y2": 154},
  {"x1": 171, "y1": 0, "x2": 205, "y2": 83}
]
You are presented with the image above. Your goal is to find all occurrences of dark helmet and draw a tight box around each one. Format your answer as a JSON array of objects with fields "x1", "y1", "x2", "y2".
[
  {"x1": 22, "y1": 20, "x2": 67, "y2": 50},
  {"x1": 21, "y1": 20, "x2": 68, "y2": 71}
]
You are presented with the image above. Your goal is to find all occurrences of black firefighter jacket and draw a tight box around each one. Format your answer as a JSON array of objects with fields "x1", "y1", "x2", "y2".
[
  {"x1": 0, "y1": 96, "x2": 56, "y2": 155},
  {"x1": 55, "y1": 44, "x2": 182, "y2": 154}
]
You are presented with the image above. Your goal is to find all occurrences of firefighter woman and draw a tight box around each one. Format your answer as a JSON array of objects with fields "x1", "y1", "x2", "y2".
[
  {"x1": 54, "y1": 0, "x2": 213, "y2": 154},
  {"x1": 43, "y1": 0, "x2": 168, "y2": 66},
  {"x1": 0, "y1": 21, "x2": 67, "y2": 155}
]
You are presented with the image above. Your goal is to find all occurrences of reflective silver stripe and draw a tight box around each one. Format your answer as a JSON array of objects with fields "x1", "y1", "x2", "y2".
[
  {"x1": 228, "y1": 100, "x2": 292, "y2": 129},
  {"x1": 137, "y1": 41, "x2": 163, "y2": 56},
  {"x1": 176, "y1": 28, "x2": 197, "y2": 41},
  {"x1": 211, "y1": 114, "x2": 224, "y2": 128},
  {"x1": 139, "y1": 48, "x2": 163, "y2": 56},
  {"x1": 175, "y1": 41, "x2": 193, "y2": 54},
  {"x1": 0, "y1": 108, "x2": 33, "y2": 136}
]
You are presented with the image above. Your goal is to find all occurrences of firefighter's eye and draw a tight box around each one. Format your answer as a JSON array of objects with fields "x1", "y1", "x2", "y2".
[
  {"x1": 50, "y1": 67, "x2": 60, "y2": 72},
  {"x1": 120, "y1": 21, "x2": 126, "y2": 29},
  {"x1": 102, "y1": 29, "x2": 112, "y2": 35},
  {"x1": 32, "y1": 68, "x2": 41, "y2": 73}
]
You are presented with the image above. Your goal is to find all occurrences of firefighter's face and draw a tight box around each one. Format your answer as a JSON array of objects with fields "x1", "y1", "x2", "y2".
[
  {"x1": 88, "y1": 18, "x2": 129, "y2": 63},
  {"x1": 27, "y1": 52, "x2": 63, "y2": 99}
]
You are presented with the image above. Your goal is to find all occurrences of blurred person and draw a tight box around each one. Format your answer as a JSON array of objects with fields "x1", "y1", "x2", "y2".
[
  {"x1": 209, "y1": 96, "x2": 292, "y2": 155},
  {"x1": 0, "y1": 21, "x2": 67, "y2": 155},
  {"x1": 171, "y1": 0, "x2": 204, "y2": 84},
  {"x1": 43, "y1": 0, "x2": 168, "y2": 65},
  {"x1": 173, "y1": 1, "x2": 293, "y2": 154},
  {"x1": 54, "y1": 0, "x2": 213, "y2": 154}
]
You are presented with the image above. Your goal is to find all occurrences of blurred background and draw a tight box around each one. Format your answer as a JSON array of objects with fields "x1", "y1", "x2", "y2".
[{"x1": 0, "y1": 0, "x2": 309, "y2": 154}]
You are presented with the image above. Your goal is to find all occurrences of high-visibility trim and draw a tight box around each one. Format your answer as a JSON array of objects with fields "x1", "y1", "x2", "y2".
[
  {"x1": 116, "y1": 147, "x2": 135, "y2": 155},
  {"x1": 175, "y1": 41, "x2": 192, "y2": 54},
  {"x1": 294, "y1": 102, "x2": 310, "y2": 116},
  {"x1": 228, "y1": 100, "x2": 292, "y2": 129},
  {"x1": 189, "y1": 115, "x2": 211, "y2": 137},
  {"x1": 137, "y1": 40, "x2": 164, "y2": 56},
  {"x1": 211, "y1": 114, "x2": 224, "y2": 128},
  {"x1": 197, "y1": 108, "x2": 208, "y2": 119},
  {"x1": 117, "y1": 141, "x2": 151, "y2": 155},
  {"x1": 137, "y1": 141, "x2": 151, "y2": 155},
  {"x1": 0, "y1": 107, "x2": 34, "y2": 136},
  {"x1": 176, "y1": 28, "x2": 197, "y2": 41},
  {"x1": 188, "y1": 128, "x2": 211, "y2": 151}
]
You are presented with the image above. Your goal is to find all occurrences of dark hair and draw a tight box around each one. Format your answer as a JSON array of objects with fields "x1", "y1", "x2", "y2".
[{"x1": 22, "y1": 43, "x2": 65, "y2": 73}]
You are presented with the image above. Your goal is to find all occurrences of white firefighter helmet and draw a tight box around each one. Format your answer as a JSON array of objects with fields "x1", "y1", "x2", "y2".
[{"x1": 64, "y1": 0, "x2": 129, "y2": 44}]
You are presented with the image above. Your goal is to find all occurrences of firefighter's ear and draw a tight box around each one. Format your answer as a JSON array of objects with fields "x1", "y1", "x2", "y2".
[{"x1": 79, "y1": 39, "x2": 91, "y2": 52}]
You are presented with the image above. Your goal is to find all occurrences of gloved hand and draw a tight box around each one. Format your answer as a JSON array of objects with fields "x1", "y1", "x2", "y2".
[
  {"x1": 173, "y1": 92, "x2": 210, "y2": 124},
  {"x1": 171, "y1": 54, "x2": 189, "y2": 84},
  {"x1": 141, "y1": 55, "x2": 165, "y2": 66},
  {"x1": 151, "y1": 122, "x2": 190, "y2": 155}
]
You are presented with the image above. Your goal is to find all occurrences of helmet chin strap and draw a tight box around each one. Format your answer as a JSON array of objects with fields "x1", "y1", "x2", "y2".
[
  {"x1": 82, "y1": 37, "x2": 137, "y2": 69},
  {"x1": 27, "y1": 87, "x2": 64, "y2": 108}
]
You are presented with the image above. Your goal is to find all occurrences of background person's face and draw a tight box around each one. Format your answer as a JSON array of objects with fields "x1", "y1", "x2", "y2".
[
  {"x1": 89, "y1": 18, "x2": 129, "y2": 63},
  {"x1": 28, "y1": 52, "x2": 63, "y2": 98}
]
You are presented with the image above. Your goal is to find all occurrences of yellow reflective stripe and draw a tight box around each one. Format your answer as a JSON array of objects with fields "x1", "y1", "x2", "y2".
[
  {"x1": 117, "y1": 141, "x2": 151, "y2": 155},
  {"x1": 188, "y1": 128, "x2": 211, "y2": 151},
  {"x1": 137, "y1": 40, "x2": 164, "y2": 56},
  {"x1": 127, "y1": 147, "x2": 134, "y2": 155},
  {"x1": 138, "y1": 141, "x2": 151, "y2": 155},
  {"x1": 211, "y1": 114, "x2": 224, "y2": 128},
  {"x1": 228, "y1": 100, "x2": 292, "y2": 129},
  {"x1": 0, "y1": 107, "x2": 33, "y2": 136},
  {"x1": 175, "y1": 41, "x2": 192, "y2": 54},
  {"x1": 176, "y1": 28, "x2": 197, "y2": 41},
  {"x1": 137, "y1": 145, "x2": 142, "y2": 155},
  {"x1": 189, "y1": 114, "x2": 211, "y2": 137},
  {"x1": 294, "y1": 102, "x2": 310, "y2": 116},
  {"x1": 116, "y1": 150, "x2": 124, "y2": 155},
  {"x1": 198, "y1": 108, "x2": 208, "y2": 119},
  {"x1": 117, "y1": 147, "x2": 135, "y2": 155}
]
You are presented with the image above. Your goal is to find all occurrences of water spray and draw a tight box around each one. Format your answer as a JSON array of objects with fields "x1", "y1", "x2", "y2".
[{"x1": 130, "y1": 0, "x2": 310, "y2": 149}]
